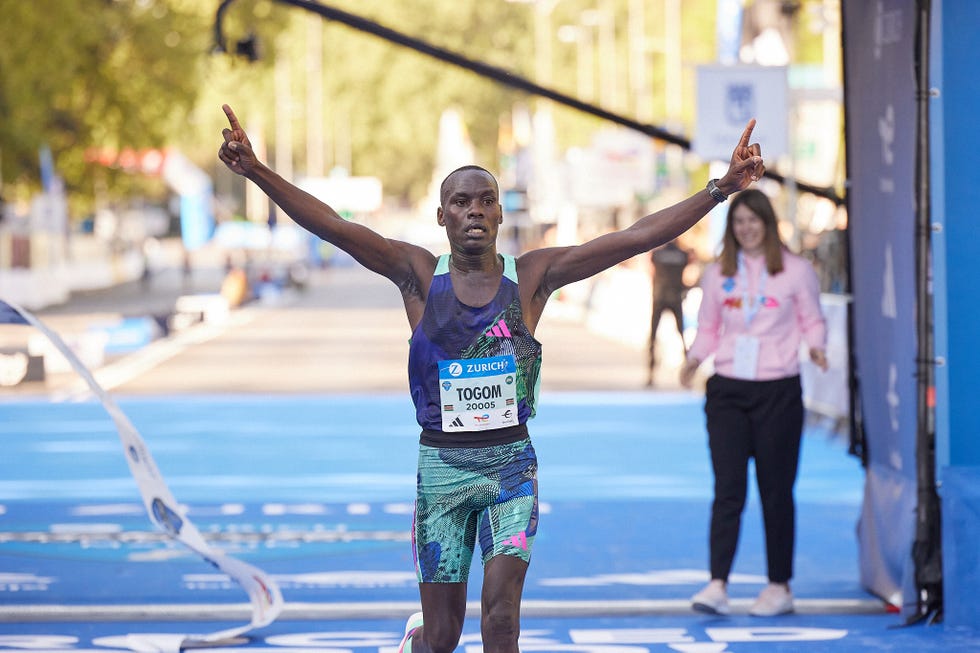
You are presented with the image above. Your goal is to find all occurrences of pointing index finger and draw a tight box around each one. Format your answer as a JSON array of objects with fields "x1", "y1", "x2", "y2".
[
  {"x1": 223, "y1": 104, "x2": 243, "y2": 132},
  {"x1": 738, "y1": 118, "x2": 757, "y2": 149}
]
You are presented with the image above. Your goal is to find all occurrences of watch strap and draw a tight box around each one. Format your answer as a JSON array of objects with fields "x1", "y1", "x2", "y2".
[{"x1": 706, "y1": 179, "x2": 728, "y2": 202}]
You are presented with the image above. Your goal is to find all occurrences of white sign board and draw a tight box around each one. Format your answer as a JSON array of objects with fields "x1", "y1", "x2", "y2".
[
  {"x1": 565, "y1": 129, "x2": 656, "y2": 209},
  {"x1": 695, "y1": 64, "x2": 789, "y2": 162},
  {"x1": 298, "y1": 175, "x2": 383, "y2": 213}
]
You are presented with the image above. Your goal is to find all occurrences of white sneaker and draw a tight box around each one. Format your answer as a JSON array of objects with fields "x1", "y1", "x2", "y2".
[
  {"x1": 691, "y1": 580, "x2": 730, "y2": 615},
  {"x1": 397, "y1": 611, "x2": 424, "y2": 653},
  {"x1": 750, "y1": 583, "x2": 794, "y2": 616}
]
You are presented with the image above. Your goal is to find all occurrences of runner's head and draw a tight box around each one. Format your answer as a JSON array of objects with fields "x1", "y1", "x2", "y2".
[{"x1": 436, "y1": 166, "x2": 503, "y2": 254}]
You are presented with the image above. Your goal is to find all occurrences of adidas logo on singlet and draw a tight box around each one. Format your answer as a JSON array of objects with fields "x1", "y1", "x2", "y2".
[
  {"x1": 484, "y1": 319, "x2": 511, "y2": 338},
  {"x1": 450, "y1": 416, "x2": 465, "y2": 428}
]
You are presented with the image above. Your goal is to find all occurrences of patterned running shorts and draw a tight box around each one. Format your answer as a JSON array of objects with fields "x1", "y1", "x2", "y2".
[{"x1": 412, "y1": 438, "x2": 539, "y2": 583}]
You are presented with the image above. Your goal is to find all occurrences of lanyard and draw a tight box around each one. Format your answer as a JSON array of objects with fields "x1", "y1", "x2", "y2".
[{"x1": 737, "y1": 251, "x2": 768, "y2": 326}]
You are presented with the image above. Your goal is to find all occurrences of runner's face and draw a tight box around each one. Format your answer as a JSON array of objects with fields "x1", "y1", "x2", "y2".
[
  {"x1": 732, "y1": 205, "x2": 766, "y2": 256},
  {"x1": 438, "y1": 170, "x2": 502, "y2": 251}
]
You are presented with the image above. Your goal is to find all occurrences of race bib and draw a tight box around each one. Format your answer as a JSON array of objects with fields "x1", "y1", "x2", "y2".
[{"x1": 439, "y1": 355, "x2": 519, "y2": 432}]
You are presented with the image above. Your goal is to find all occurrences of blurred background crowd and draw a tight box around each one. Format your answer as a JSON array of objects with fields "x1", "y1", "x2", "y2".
[{"x1": 0, "y1": 0, "x2": 847, "y2": 402}]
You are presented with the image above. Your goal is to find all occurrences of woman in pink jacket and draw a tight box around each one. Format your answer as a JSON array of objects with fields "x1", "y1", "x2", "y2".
[{"x1": 680, "y1": 188, "x2": 827, "y2": 617}]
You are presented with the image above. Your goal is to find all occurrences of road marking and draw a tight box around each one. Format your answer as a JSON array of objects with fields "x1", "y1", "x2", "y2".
[{"x1": 0, "y1": 598, "x2": 886, "y2": 623}]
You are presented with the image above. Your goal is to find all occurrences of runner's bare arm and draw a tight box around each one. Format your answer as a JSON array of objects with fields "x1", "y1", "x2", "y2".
[
  {"x1": 218, "y1": 104, "x2": 434, "y2": 286},
  {"x1": 521, "y1": 120, "x2": 764, "y2": 305}
]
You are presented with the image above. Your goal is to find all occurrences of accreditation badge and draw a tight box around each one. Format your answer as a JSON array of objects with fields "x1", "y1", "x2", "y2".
[
  {"x1": 439, "y1": 354, "x2": 519, "y2": 432},
  {"x1": 733, "y1": 334, "x2": 761, "y2": 380}
]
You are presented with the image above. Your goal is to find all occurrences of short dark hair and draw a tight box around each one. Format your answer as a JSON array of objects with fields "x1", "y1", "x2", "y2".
[{"x1": 439, "y1": 165, "x2": 498, "y2": 205}]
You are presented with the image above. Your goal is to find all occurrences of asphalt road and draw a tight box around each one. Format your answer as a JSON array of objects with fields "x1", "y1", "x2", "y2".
[{"x1": 7, "y1": 259, "x2": 678, "y2": 397}]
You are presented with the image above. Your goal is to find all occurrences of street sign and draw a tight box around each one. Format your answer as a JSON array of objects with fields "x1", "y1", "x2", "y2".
[{"x1": 695, "y1": 64, "x2": 789, "y2": 162}]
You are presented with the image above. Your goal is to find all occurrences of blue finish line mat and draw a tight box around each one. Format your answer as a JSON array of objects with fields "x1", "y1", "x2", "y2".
[{"x1": 2, "y1": 393, "x2": 976, "y2": 651}]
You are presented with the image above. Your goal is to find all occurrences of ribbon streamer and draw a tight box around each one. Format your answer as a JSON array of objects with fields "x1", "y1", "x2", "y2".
[{"x1": 1, "y1": 299, "x2": 283, "y2": 650}]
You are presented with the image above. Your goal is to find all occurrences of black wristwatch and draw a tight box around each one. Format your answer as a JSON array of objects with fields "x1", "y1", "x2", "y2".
[{"x1": 706, "y1": 179, "x2": 728, "y2": 203}]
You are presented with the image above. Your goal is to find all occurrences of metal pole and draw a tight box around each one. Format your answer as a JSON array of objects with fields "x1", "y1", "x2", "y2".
[
  {"x1": 274, "y1": 36, "x2": 294, "y2": 224},
  {"x1": 664, "y1": 0, "x2": 682, "y2": 120},
  {"x1": 306, "y1": 15, "x2": 325, "y2": 178},
  {"x1": 911, "y1": 0, "x2": 942, "y2": 625},
  {"x1": 628, "y1": 0, "x2": 652, "y2": 123}
]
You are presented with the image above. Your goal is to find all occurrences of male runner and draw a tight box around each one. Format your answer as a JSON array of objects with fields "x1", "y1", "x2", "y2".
[{"x1": 219, "y1": 104, "x2": 764, "y2": 653}]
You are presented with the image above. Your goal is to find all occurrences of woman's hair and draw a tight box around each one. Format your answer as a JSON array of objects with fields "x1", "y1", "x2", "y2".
[{"x1": 718, "y1": 188, "x2": 786, "y2": 277}]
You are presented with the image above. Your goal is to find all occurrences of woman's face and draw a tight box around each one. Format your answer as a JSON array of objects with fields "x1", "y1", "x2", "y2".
[{"x1": 732, "y1": 204, "x2": 766, "y2": 256}]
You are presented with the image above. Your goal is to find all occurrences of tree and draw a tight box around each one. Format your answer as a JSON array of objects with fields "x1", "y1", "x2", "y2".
[
  {"x1": 210, "y1": 0, "x2": 534, "y2": 203},
  {"x1": 0, "y1": 0, "x2": 216, "y2": 215}
]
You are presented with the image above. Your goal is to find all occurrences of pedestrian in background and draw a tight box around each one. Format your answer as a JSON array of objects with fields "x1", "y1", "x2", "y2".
[
  {"x1": 646, "y1": 238, "x2": 693, "y2": 386},
  {"x1": 220, "y1": 104, "x2": 764, "y2": 652},
  {"x1": 680, "y1": 189, "x2": 827, "y2": 617}
]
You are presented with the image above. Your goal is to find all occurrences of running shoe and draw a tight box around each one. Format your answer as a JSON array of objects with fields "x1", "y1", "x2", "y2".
[
  {"x1": 749, "y1": 583, "x2": 794, "y2": 616},
  {"x1": 691, "y1": 580, "x2": 730, "y2": 615},
  {"x1": 397, "y1": 611, "x2": 424, "y2": 653}
]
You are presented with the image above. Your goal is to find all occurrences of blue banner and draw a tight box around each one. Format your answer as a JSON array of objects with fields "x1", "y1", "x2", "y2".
[
  {"x1": 439, "y1": 355, "x2": 517, "y2": 380},
  {"x1": 843, "y1": 0, "x2": 918, "y2": 612},
  {"x1": 715, "y1": 0, "x2": 744, "y2": 65}
]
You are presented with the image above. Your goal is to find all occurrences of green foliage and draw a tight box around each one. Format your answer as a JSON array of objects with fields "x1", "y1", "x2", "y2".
[
  {"x1": 211, "y1": 0, "x2": 534, "y2": 203},
  {"x1": 0, "y1": 1, "x2": 219, "y2": 212},
  {"x1": 1, "y1": 0, "x2": 839, "y2": 216}
]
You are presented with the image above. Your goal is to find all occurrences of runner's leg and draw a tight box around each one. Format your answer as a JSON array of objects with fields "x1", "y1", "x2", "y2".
[
  {"x1": 481, "y1": 555, "x2": 528, "y2": 653},
  {"x1": 412, "y1": 582, "x2": 467, "y2": 653}
]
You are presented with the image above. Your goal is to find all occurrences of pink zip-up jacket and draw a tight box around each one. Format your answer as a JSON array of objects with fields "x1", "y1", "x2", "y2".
[{"x1": 687, "y1": 250, "x2": 827, "y2": 381}]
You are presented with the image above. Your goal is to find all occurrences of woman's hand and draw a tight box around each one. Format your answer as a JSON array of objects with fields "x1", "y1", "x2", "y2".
[
  {"x1": 809, "y1": 347, "x2": 828, "y2": 372},
  {"x1": 679, "y1": 357, "x2": 701, "y2": 388}
]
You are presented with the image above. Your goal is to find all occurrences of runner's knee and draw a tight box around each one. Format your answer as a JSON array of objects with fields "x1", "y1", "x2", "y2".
[{"x1": 419, "y1": 624, "x2": 462, "y2": 653}]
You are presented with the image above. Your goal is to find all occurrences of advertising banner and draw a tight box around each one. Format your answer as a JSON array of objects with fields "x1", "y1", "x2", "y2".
[{"x1": 842, "y1": 0, "x2": 918, "y2": 611}]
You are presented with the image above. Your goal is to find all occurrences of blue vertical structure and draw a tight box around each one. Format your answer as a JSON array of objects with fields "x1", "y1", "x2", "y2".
[
  {"x1": 842, "y1": 0, "x2": 919, "y2": 614},
  {"x1": 930, "y1": 0, "x2": 980, "y2": 632},
  {"x1": 715, "y1": 0, "x2": 743, "y2": 65},
  {"x1": 846, "y1": 0, "x2": 980, "y2": 629},
  {"x1": 161, "y1": 150, "x2": 215, "y2": 252}
]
